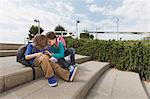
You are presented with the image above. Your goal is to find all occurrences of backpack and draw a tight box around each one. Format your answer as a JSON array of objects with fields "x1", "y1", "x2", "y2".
[
  {"x1": 56, "y1": 36, "x2": 67, "y2": 51},
  {"x1": 16, "y1": 42, "x2": 35, "y2": 80}
]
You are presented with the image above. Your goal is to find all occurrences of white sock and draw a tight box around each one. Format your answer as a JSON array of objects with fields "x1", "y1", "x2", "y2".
[{"x1": 69, "y1": 65, "x2": 74, "y2": 72}]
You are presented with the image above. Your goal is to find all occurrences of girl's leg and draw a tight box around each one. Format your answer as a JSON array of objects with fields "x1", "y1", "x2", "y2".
[
  {"x1": 65, "y1": 48, "x2": 76, "y2": 65},
  {"x1": 34, "y1": 54, "x2": 54, "y2": 78},
  {"x1": 57, "y1": 58, "x2": 70, "y2": 69}
]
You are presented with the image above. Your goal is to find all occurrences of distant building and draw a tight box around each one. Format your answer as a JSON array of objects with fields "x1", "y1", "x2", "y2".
[
  {"x1": 143, "y1": 32, "x2": 150, "y2": 40},
  {"x1": 82, "y1": 31, "x2": 149, "y2": 40},
  {"x1": 54, "y1": 31, "x2": 74, "y2": 37},
  {"x1": 143, "y1": 37, "x2": 150, "y2": 40},
  {"x1": 87, "y1": 31, "x2": 146, "y2": 34}
]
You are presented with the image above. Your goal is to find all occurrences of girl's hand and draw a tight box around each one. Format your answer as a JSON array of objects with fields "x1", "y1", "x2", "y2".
[{"x1": 44, "y1": 50, "x2": 52, "y2": 56}]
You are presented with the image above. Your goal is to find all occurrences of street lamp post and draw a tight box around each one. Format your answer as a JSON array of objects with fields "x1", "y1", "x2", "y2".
[
  {"x1": 96, "y1": 27, "x2": 101, "y2": 40},
  {"x1": 115, "y1": 17, "x2": 119, "y2": 40},
  {"x1": 34, "y1": 19, "x2": 40, "y2": 34},
  {"x1": 76, "y1": 20, "x2": 80, "y2": 39}
]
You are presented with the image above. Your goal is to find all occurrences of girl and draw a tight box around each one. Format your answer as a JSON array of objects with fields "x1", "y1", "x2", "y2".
[{"x1": 45, "y1": 32, "x2": 78, "y2": 80}]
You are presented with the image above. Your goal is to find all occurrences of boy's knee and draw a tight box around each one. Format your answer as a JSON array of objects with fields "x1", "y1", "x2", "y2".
[{"x1": 41, "y1": 54, "x2": 50, "y2": 60}]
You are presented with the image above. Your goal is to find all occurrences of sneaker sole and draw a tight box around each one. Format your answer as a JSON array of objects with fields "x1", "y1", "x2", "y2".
[
  {"x1": 48, "y1": 82, "x2": 58, "y2": 87},
  {"x1": 75, "y1": 64, "x2": 79, "y2": 67},
  {"x1": 70, "y1": 67, "x2": 78, "y2": 82}
]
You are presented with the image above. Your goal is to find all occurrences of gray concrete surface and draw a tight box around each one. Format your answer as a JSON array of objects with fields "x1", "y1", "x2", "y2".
[
  {"x1": 0, "y1": 61, "x2": 110, "y2": 99},
  {"x1": 86, "y1": 69, "x2": 149, "y2": 99},
  {"x1": 0, "y1": 50, "x2": 17, "y2": 57},
  {"x1": 0, "y1": 43, "x2": 22, "y2": 56},
  {"x1": 144, "y1": 81, "x2": 150, "y2": 98},
  {"x1": 0, "y1": 43, "x2": 23, "y2": 50},
  {"x1": 0, "y1": 54, "x2": 90, "y2": 93}
]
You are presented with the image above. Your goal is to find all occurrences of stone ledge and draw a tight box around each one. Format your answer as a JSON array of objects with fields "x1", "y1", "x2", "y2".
[
  {"x1": 0, "y1": 61, "x2": 110, "y2": 99},
  {"x1": 0, "y1": 54, "x2": 90, "y2": 93}
]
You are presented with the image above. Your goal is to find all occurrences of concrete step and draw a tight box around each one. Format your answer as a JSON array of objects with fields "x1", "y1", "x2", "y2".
[
  {"x1": 0, "y1": 43, "x2": 23, "y2": 57},
  {"x1": 0, "y1": 61, "x2": 110, "y2": 99},
  {"x1": 0, "y1": 43, "x2": 23, "y2": 50},
  {"x1": 86, "y1": 69, "x2": 149, "y2": 99},
  {"x1": 0, "y1": 50, "x2": 17, "y2": 57},
  {"x1": 0, "y1": 54, "x2": 90, "y2": 93},
  {"x1": 143, "y1": 82, "x2": 150, "y2": 98}
]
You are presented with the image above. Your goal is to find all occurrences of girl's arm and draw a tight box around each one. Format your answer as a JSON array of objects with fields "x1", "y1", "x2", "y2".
[{"x1": 51, "y1": 42, "x2": 64, "y2": 59}]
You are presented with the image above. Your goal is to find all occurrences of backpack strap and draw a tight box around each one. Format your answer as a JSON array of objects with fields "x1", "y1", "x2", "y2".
[
  {"x1": 56, "y1": 36, "x2": 67, "y2": 51},
  {"x1": 31, "y1": 64, "x2": 35, "y2": 80},
  {"x1": 29, "y1": 43, "x2": 36, "y2": 80},
  {"x1": 30, "y1": 45, "x2": 45, "y2": 80},
  {"x1": 55, "y1": 37, "x2": 59, "y2": 47}
]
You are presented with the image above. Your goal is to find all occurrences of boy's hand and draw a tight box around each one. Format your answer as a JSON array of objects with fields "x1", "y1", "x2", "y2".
[{"x1": 35, "y1": 52, "x2": 43, "y2": 57}]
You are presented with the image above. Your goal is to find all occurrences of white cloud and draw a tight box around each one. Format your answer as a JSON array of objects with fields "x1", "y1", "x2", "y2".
[
  {"x1": 85, "y1": 0, "x2": 106, "y2": 13},
  {"x1": 88, "y1": 4, "x2": 105, "y2": 13},
  {"x1": 0, "y1": 0, "x2": 76, "y2": 43},
  {"x1": 108, "y1": 0, "x2": 150, "y2": 19},
  {"x1": 84, "y1": 0, "x2": 150, "y2": 32},
  {"x1": 85, "y1": 0, "x2": 95, "y2": 4},
  {"x1": 107, "y1": 0, "x2": 150, "y2": 32},
  {"x1": 0, "y1": 0, "x2": 150, "y2": 43}
]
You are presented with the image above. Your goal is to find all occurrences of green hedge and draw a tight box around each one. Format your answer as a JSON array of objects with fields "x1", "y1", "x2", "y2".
[{"x1": 65, "y1": 38, "x2": 150, "y2": 81}]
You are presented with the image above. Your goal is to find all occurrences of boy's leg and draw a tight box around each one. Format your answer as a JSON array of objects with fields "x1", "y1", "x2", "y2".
[
  {"x1": 49, "y1": 61, "x2": 69, "y2": 81},
  {"x1": 34, "y1": 55, "x2": 54, "y2": 79},
  {"x1": 65, "y1": 48, "x2": 76, "y2": 65}
]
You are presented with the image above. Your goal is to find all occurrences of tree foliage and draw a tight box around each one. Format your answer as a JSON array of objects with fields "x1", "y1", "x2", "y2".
[
  {"x1": 80, "y1": 32, "x2": 94, "y2": 40},
  {"x1": 55, "y1": 25, "x2": 65, "y2": 31},
  {"x1": 28, "y1": 25, "x2": 44, "y2": 40}
]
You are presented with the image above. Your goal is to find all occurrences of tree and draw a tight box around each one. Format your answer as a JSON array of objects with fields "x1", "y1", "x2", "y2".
[
  {"x1": 55, "y1": 25, "x2": 65, "y2": 31},
  {"x1": 80, "y1": 30, "x2": 94, "y2": 40},
  {"x1": 90, "y1": 34, "x2": 94, "y2": 40},
  {"x1": 28, "y1": 25, "x2": 44, "y2": 40},
  {"x1": 80, "y1": 33, "x2": 90, "y2": 39}
]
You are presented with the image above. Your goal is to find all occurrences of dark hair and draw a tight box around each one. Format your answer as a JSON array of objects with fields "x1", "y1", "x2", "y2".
[
  {"x1": 45, "y1": 32, "x2": 56, "y2": 40},
  {"x1": 33, "y1": 34, "x2": 46, "y2": 49}
]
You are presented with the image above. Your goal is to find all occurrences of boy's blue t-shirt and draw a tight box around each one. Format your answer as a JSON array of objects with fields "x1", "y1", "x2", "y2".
[{"x1": 24, "y1": 43, "x2": 44, "y2": 65}]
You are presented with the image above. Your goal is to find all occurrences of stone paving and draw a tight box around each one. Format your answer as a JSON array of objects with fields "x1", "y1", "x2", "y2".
[
  {"x1": 0, "y1": 61, "x2": 110, "y2": 99},
  {"x1": 86, "y1": 69, "x2": 149, "y2": 99}
]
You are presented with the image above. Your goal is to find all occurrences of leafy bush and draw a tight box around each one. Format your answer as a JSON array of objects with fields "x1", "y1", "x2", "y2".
[
  {"x1": 65, "y1": 38, "x2": 150, "y2": 81},
  {"x1": 80, "y1": 33, "x2": 94, "y2": 40}
]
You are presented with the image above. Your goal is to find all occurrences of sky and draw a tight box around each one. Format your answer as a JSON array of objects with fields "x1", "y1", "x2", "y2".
[{"x1": 0, "y1": 0, "x2": 150, "y2": 43}]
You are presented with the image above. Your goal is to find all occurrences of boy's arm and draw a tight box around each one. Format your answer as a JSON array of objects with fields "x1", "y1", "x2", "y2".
[
  {"x1": 51, "y1": 42, "x2": 64, "y2": 59},
  {"x1": 25, "y1": 53, "x2": 42, "y2": 60}
]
